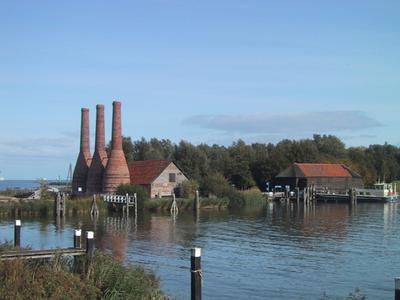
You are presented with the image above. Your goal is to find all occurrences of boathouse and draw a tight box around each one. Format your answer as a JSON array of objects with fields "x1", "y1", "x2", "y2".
[
  {"x1": 275, "y1": 163, "x2": 364, "y2": 193},
  {"x1": 128, "y1": 160, "x2": 188, "y2": 198}
]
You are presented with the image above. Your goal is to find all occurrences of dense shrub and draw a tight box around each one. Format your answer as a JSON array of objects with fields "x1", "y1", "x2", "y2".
[
  {"x1": 177, "y1": 180, "x2": 199, "y2": 198},
  {"x1": 200, "y1": 173, "x2": 233, "y2": 198}
]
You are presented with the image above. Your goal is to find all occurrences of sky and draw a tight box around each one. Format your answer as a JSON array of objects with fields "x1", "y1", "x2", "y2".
[{"x1": 0, "y1": 0, "x2": 399, "y2": 179}]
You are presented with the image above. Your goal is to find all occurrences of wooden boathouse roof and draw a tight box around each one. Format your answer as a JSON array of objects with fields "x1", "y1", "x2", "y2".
[{"x1": 276, "y1": 163, "x2": 361, "y2": 178}]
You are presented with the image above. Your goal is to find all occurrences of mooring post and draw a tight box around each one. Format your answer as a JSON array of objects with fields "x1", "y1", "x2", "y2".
[
  {"x1": 74, "y1": 229, "x2": 82, "y2": 248},
  {"x1": 14, "y1": 219, "x2": 21, "y2": 248},
  {"x1": 73, "y1": 229, "x2": 82, "y2": 273},
  {"x1": 125, "y1": 193, "x2": 129, "y2": 217},
  {"x1": 134, "y1": 193, "x2": 138, "y2": 217},
  {"x1": 195, "y1": 190, "x2": 200, "y2": 211},
  {"x1": 348, "y1": 188, "x2": 353, "y2": 206},
  {"x1": 191, "y1": 247, "x2": 202, "y2": 300},
  {"x1": 395, "y1": 277, "x2": 400, "y2": 300},
  {"x1": 84, "y1": 231, "x2": 94, "y2": 274},
  {"x1": 86, "y1": 231, "x2": 94, "y2": 256}
]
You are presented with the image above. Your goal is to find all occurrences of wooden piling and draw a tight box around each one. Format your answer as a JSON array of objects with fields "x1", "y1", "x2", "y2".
[
  {"x1": 125, "y1": 193, "x2": 129, "y2": 216},
  {"x1": 14, "y1": 220, "x2": 21, "y2": 248},
  {"x1": 86, "y1": 231, "x2": 94, "y2": 256},
  {"x1": 84, "y1": 231, "x2": 95, "y2": 274},
  {"x1": 74, "y1": 229, "x2": 82, "y2": 248},
  {"x1": 134, "y1": 193, "x2": 138, "y2": 218},
  {"x1": 90, "y1": 194, "x2": 99, "y2": 217},
  {"x1": 73, "y1": 229, "x2": 82, "y2": 273},
  {"x1": 395, "y1": 277, "x2": 400, "y2": 300},
  {"x1": 194, "y1": 190, "x2": 200, "y2": 211},
  {"x1": 191, "y1": 247, "x2": 202, "y2": 300},
  {"x1": 171, "y1": 193, "x2": 178, "y2": 215}
]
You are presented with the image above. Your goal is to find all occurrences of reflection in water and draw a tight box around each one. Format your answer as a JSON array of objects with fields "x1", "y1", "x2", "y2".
[{"x1": 1, "y1": 203, "x2": 400, "y2": 299}]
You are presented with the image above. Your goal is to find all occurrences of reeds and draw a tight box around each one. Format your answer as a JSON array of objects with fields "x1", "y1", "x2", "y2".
[{"x1": 0, "y1": 244, "x2": 164, "y2": 300}]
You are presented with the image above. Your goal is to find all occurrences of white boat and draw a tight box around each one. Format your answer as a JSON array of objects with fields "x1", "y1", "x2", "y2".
[
  {"x1": 357, "y1": 182, "x2": 398, "y2": 202},
  {"x1": 0, "y1": 177, "x2": 4, "y2": 181}
]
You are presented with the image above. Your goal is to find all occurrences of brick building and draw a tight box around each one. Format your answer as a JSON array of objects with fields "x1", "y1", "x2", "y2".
[{"x1": 128, "y1": 160, "x2": 188, "y2": 198}]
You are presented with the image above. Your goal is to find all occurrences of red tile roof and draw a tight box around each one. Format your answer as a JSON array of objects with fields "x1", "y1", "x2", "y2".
[
  {"x1": 128, "y1": 160, "x2": 172, "y2": 184},
  {"x1": 295, "y1": 163, "x2": 352, "y2": 177}
]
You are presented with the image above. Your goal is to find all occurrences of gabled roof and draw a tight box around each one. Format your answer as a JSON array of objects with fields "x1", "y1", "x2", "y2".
[
  {"x1": 276, "y1": 163, "x2": 361, "y2": 178},
  {"x1": 128, "y1": 160, "x2": 172, "y2": 185}
]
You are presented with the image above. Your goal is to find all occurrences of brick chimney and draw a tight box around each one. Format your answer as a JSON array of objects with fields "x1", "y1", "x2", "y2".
[
  {"x1": 72, "y1": 108, "x2": 92, "y2": 194},
  {"x1": 86, "y1": 104, "x2": 108, "y2": 193},
  {"x1": 102, "y1": 101, "x2": 130, "y2": 193}
]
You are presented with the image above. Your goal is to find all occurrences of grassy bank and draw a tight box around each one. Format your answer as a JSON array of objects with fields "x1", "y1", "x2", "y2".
[
  {"x1": 0, "y1": 243, "x2": 164, "y2": 299},
  {"x1": 0, "y1": 187, "x2": 266, "y2": 216},
  {"x1": 143, "y1": 188, "x2": 265, "y2": 212},
  {"x1": 0, "y1": 197, "x2": 108, "y2": 218}
]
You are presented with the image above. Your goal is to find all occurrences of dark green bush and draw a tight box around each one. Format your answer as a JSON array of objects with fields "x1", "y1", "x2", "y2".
[
  {"x1": 177, "y1": 179, "x2": 199, "y2": 198},
  {"x1": 200, "y1": 173, "x2": 233, "y2": 198}
]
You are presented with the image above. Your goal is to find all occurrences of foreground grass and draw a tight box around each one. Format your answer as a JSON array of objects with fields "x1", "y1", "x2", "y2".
[{"x1": 0, "y1": 243, "x2": 164, "y2": 300}]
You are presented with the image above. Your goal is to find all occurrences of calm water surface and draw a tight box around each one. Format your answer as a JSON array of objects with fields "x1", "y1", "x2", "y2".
[{"x1": 0, "y1": 203, "x2": 399, "y2": 299}]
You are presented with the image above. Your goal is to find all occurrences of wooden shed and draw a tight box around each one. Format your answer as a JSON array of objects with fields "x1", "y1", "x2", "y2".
[
  {"x1": 128, "y1": 160, "x2": 188, "y2": 198},
  {"x1": 275, "y1": 163, "x2": 364, "y2": 193}
]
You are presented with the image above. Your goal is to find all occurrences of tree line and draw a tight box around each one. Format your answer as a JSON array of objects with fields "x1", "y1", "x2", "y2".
[{"x1": 116, "y1": 134, "x2": 400, "y2": 191}]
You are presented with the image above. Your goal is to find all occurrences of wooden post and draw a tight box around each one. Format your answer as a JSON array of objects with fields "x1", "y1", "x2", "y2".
[
  {"x1": 54, "y1": 193, "x2": 60, "y2": 216},
  {"x1": 61, "y1": 192, "x2": 66, "y2": 216},
  {"x1": 191, "y1": 247, "x2": 202, "y2": 300},
  {"x1": 348, "y1": 188, "x2": 353, "y2": 206},
  {"x1": 73, "y1": 229, "x2": 82, "y2": 273},
  {"x1": 296, "y1": 187, "x2": 300, "y2": 206},
  {"x1": 14, "y1": 219, "x2": 21, "y2": 248},
  {"x1": 194, "y1": 190, "x2": 200, "y2": 211},
  {"x1": 134, "y1": 193, "x2": 138, "y2": 218},
  {"x1": 74, "y1": 229, "x2": 82, "y2": 248},
  {"x1": 86, "y1": 231, "x2": 94, "y2": 256},
  {"x1": 125, "y1": 193, "x2": 129, "y2": 217},
  {"x1": 171, "y1": 193, "x2": 178, "y2": 214},
  {"x1": 85, "y1": 231, "x2": 94, "y2": 274},
  {"x1": 90, "y1": 194, "x2": 99, "y2": 217},
  {"x1": 395, "y1": 278, "x2": 400, "y2": 300}
]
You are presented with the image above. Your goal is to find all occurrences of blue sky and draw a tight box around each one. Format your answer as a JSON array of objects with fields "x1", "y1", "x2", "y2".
[{"x1": 0, "y1": 0, "x2": 399, "y2": 179}]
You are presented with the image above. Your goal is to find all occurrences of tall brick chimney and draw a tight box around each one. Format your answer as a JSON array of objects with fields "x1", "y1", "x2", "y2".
[
  {"x1": 72, "y1": 108, "x2": 92, "y2": 194},
  {"x1": 103, "y1": 101, "x2": 130, "y2": 193},
  {"x1": 86, "y1": 104, "x2": 108, "y2": 193}
]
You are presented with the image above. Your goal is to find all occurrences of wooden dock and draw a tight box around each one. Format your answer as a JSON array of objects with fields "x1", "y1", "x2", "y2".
[{"x1": 0, "y1": 248, "x2": 85, "y2": 260}]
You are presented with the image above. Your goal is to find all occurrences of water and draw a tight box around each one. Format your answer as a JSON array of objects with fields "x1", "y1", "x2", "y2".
[
  {"x1": 0, "y1": 180, "x2": 40, "y2": 190},
  {"x1": 0, "y1": 203, "x2": 399, "y2": 299}
]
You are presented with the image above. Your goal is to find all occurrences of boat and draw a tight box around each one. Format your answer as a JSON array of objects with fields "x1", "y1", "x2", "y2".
[{"x1": 357, "y1": 182, "x2": 398, "y2": 202}]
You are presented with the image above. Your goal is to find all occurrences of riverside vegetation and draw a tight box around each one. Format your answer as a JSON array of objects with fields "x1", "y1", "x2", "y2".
[
  {"x1": 118, "y1": 134, "x2": 400, "y2": 189},
  {"x1": 0, "y1": 243, "x2": 164, "y2": 300}
]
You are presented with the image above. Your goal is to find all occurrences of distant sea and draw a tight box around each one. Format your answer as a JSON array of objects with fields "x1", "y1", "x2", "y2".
[{"x1": 0, "y1": 180, "x2": 41, "y2": 191}]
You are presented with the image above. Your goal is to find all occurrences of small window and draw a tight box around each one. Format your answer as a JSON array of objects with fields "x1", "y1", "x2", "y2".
[{"x1": 169, "y1": 173, "x2": 176, "y2": 183}]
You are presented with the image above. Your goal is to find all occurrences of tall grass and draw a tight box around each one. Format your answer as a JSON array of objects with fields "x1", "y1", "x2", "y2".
[
  {"x1": 0, "y1": 197, "x2": 108, "y2": 218},
  {"x1": 0, "y1": 244, "x2": 164, "y2": 300}
]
